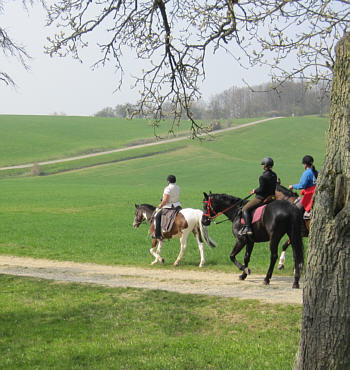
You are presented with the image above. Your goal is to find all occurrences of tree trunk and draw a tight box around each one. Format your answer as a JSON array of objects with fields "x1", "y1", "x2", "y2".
[{"x1": 294, "y1": 33, "x2": 350, "y2": 369}]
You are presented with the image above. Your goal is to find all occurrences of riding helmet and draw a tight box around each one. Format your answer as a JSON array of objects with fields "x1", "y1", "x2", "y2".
[
  {"x1": 302, "y1": 155, "x2": 314, "y2": 166},
  {"x1": 261, "y1": 157, "x2": 274, "y2": 167},
  {"x1": 167, "y1": 174, "x2": 176, "y2": 183}
]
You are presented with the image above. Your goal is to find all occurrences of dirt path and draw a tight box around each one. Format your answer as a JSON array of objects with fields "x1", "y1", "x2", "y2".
[
  {"x1": 0, "y1": 255, "x2": 302, "y2": 305},
  {"x1": 0, "y1": 117, "x2": 281, "y2": 171}
]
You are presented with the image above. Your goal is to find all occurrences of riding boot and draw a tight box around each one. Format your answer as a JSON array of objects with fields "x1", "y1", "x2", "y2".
[
  {"x1": 154, "y1": 210, "x2": 163, "y2": 239},
  {"x1": 242, "y1": 210, "x2": 253, "y2": 235}
]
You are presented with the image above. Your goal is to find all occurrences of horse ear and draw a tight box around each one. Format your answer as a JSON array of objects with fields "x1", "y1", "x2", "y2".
[
  {"x1": 203, "y1": 192, "x2": 208, "y2": 199},
  {"x1": 135, "y1": 204, "x2": 138, "y2": 208},
  {"x1": 209, "y1": 191, "x2": 212, "y2": 195}
]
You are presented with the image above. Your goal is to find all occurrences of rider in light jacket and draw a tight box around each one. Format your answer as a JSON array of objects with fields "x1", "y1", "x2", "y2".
[{"x1": 154, "y1": 175, "x2": 181, "y2": 239}]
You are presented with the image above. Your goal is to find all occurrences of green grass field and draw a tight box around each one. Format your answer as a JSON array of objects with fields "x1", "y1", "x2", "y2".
[
  {"x1": 0, "y1": 115, "x2": 256, "y2": 167},
  {"x1": 0, "y1": 115, "x2": 328, "y2": 274},
  {"x1": 0, "y1": 275, "x2": 302, "y2": 369}
]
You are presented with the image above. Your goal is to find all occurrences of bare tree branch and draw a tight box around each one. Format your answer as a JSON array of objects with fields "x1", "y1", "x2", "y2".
[
  {"x1": 0, "y1": 24, "x2": 31, "y2": 86},
  {"x1": 44, "y1": 0, "x2": 349, "y2": 137}
]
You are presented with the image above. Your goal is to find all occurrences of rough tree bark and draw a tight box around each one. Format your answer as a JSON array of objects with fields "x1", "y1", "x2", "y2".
[{"x1": 294, "y1": 33, "x2": 350, "y2": 370}]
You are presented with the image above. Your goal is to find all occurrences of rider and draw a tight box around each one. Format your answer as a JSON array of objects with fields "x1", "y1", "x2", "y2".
[
  {"x1": 240, "y1": 157, "x2": 278, "y2": 236},
  {"x1": 288, "y1": 155, "x2": 318, "y2": 217},
  {"x1": 154, "y1": 175, "x2": 182, "y2": 239}
]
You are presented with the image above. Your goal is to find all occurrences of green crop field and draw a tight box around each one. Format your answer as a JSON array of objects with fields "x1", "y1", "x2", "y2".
[
  {"x1": 0, "y1": 114, "x2": 255, "y2": 167},
  {"x1": 0, "y1": 114, "x2": 329, "y2": 368},
  {"x1": 0, "y1": 115, "x2": 328, "y2": 274}
]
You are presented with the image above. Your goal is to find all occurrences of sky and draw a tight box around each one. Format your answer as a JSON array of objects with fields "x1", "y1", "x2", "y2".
[{"x1": 0, "y1": 2, "x2": 272, "y2": 117}]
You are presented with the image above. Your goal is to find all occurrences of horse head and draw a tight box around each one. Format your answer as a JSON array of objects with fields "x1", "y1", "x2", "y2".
[
  {"x1": 133, "y1": 203, "x2": 156, "y2": 228},
  {"x1": 133, "y1": 204, "x2": 145, "y2": 228},
  {"x1": 202, "y1": 192, "x2": 244, "y2": 226},
  {"x1": 202, "y1": 192, "x2": 213, "y2": 226}
]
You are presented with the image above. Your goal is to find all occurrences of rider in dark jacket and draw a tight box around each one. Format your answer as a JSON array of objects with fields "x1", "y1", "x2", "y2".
[{"x1": 240, "y1": 157, "x2": 277, "y2": 235}]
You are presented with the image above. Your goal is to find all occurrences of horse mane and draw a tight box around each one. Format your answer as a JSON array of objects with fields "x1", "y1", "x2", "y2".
[
  {"x1": 139, "y1": 203, "x2": 156, "y2": 211},
  {"x1": 211, "y1": 193, "x2": 243, "y2": 203},
  {"x1": 276, "y1": 183, "x2": 299, "y2": 198}
]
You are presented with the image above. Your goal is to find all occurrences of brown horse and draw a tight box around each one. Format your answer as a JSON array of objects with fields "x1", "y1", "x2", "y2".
[
  {"x1": 133, "y1": 204, "x2": 217, "y2": 267},
  {"x1": 275, "y1": 183, "x2": 310, "y2": 269}
]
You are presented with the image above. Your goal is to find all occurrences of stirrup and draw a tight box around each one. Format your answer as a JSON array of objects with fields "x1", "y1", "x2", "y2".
[
  {"x1": 239, "y1": 226, "x2": 252, "y2": 236},
  {"x1": 152, "y1": 233, "x2": 163, "y2": 240},
  {"x1": 303, "y1": 211, "x2": 311, "y2": 220}
]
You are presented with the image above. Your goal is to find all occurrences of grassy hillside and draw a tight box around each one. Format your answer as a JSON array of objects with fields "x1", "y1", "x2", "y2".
[
  {"x1": 0, "y1": 115, "x2": 329, "y2": 275},
  {"x1": 0, "y1": 114, "x2": 255, "y2": 167}
]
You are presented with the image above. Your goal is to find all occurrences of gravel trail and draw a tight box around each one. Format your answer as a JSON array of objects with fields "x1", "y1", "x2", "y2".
[{"x1": 0, "y1": 255, "x2": 302, "y2": 304}]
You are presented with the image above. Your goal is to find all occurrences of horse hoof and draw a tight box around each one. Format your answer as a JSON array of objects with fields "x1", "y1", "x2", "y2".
[
  {"x1": 151, "y1": 261, "x2": 157, "y2": 265},
  {"x1": 239, "y1": 273, "x2": 247, "y2": 281},
  {"x1": 263, "y1": 279, "x2": 270, "y2": 285},
  {"x1": 292, "y1": 283, "x2": 300, "y2": 289},
  {"x1": 278, "y1": 264, "x2": 284, "y2": 270},
  {"x1": 161, "y1": 258, "x2": 165, "y2": 264}
]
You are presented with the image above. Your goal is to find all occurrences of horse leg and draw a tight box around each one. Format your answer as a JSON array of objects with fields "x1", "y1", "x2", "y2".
[
  {"x1": 291, "y1": 248, "x2": 301, "y2": 289},
  {"x1": 240, "y1": 241, "x2": 254, "y2": 280},
  {"x1": 174, "y1": 232, "x2": 189, "y2": 266},
  {"x1": 150, "y1": 239, "x2": 165, "y2": 265},
  {"x1": 264, "y1": 236, "x2": 280, "y2": 285},
  {"x1": 288, "y1": 217, "x2": 305, "y2": 289},
  {"x1": 229, "y1": 239, "x2": 247, "y2": 279},
  {"x1": 193, "y1": 227, "x2": 205, "y2": 268},
  {"x1": 278, "y1": 239, "x2": 290, "y2": 270},
  {"x1": 290, "y1": 243, "x2": 303, "y2": 289}
]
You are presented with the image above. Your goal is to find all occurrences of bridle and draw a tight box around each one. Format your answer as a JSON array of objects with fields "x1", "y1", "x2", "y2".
[
  {"x1": 203, "y1": 194, "x2": 253, "y2": 223},
  {"x1": 133, "y1": 208, "x2": 148, "y2": 227}
]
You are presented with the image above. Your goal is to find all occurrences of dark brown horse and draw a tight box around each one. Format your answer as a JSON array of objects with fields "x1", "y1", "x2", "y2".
[
  {"x1": 202, "y1": 192, "x2": 304, "y2": 288},
  {"x1": 133, "y1": 204, "x2": 217, "y2": 267},
  {"x1": 275, "y1": 183, "x2": 310, "y2": 269}
]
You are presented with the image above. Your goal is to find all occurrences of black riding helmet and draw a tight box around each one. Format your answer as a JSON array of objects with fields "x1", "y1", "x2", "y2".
[
  {"x1": 261, "y1": 157, "x2": 274, "y2": 168},
  {"x1": 302, "y1": 155, "x2": 314, "y2": 166},
  {"x1": 167, "y1": 174, "x2": 176, "y2": 183}
]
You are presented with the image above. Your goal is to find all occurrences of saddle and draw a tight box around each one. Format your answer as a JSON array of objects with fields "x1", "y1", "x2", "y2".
[
  {"x1": 240, "y1": 205, "x2": 267, "y2": 225},
  {"x1": 152, "y1": 206, "x2": 182, "y2": 238}
]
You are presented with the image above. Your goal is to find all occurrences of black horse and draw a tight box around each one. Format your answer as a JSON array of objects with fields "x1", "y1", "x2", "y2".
[{"x1": 202, "y1": 192, "x2": 304, "y2": 288}]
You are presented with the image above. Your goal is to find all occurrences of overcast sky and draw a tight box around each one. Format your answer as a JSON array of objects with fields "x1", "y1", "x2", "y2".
[{"x1": 0, "y1": 2, "x2": 272, "y2": 117}]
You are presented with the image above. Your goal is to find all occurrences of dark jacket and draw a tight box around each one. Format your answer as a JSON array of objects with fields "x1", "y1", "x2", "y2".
[{"x1": 254, "y1": 169, "x2": 277, "y2": 200}]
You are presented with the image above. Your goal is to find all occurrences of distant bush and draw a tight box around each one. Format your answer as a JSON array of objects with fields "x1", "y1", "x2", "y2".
[
  {"x1": 31, "y1": 163, "x2": 41, "y2": 176},
  {"x1": 211, "y1": 121, "x2": 222, "y2": 131}
]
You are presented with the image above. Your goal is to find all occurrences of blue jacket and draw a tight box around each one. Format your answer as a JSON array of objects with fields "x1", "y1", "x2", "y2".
[{"x1": 293, "y1": 168, "x2": 317, "y2": 190}]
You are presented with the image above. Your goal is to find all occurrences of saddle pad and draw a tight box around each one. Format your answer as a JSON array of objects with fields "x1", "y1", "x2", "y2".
[
  {"x1": 241, "y1": 205, "x2": 267, "y2": 225},
  {"x1": 161, "y1": 208, "x2": 180, "y2": 233}
]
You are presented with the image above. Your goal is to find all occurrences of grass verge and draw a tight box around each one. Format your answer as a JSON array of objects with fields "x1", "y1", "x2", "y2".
[{"x1": 0, "y1": 274, "x2": 301, "y2": 369}]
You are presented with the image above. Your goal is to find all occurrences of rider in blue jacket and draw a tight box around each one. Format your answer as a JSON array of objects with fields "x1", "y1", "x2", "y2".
[
  {"x1": 289, "y1": 155, "x2": 318, "y2": 216},
  {"x1": 289, "y1": 155, "x2": 317, "y2": 190},
  {"x1": 289, "y1": 168, "x2": 317, "y2": 190}
]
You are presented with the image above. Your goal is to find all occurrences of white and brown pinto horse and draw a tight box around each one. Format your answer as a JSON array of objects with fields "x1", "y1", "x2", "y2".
[{"x1": 133, "y1": 204, "x2": 217, "y2": 267}]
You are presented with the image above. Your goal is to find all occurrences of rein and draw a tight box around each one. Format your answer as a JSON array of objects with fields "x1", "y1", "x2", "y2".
[{"x1": 204, "y1": 194, "x2": 253, "y2": 223}]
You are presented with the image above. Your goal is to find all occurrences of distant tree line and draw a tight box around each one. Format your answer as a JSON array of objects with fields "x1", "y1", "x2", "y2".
[{"x1": 94, "y1": 80, "x2": 330, "y2": 119}]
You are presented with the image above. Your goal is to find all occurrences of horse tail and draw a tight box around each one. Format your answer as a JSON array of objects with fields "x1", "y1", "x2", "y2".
[
  {"x1": 198, "y1": 214, "x2": 217, "y2": 248},
  {"x1": 289, "y1": 208, "x2": 304, "y2": 270}
]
